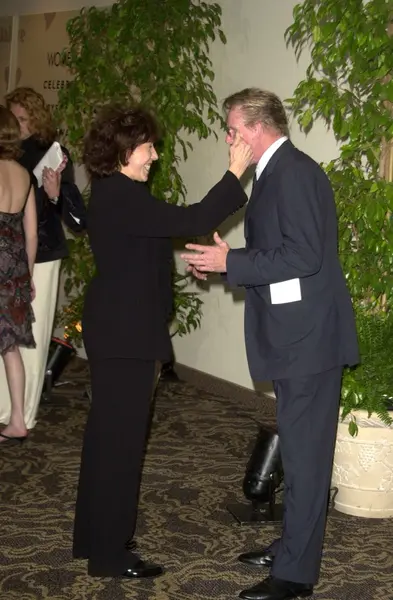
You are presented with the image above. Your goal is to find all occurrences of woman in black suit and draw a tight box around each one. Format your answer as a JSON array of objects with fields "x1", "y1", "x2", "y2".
[{"x1": 73, "y1": 105, "x2": 252, "y2": 579}]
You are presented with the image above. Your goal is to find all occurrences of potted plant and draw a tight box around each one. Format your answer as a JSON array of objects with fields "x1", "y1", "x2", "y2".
[
  {"x1": 55, "y1": 0, "x2": 226, "y2": 346},
  {"x1": 286, "y1": 0, "x2": 393, "y2": 517}
]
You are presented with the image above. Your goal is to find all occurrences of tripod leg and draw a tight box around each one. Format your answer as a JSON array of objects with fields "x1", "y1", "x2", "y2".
[{"x1": 268, "y1": 477, "x2": 276, "y2": 520}]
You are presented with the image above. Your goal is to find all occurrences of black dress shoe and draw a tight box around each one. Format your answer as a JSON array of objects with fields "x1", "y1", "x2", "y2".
[
  {"x1": 238, "y1": 549, "x2": 275, "y2": 567},
  {"x1": 122, "y1": 554, "x2": 163, "y2": 579},
  {"x1": 239, "y1": 576, "x2": 313, "y2": 600}
]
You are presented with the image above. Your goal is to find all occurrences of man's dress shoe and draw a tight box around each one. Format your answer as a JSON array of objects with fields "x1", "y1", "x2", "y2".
[
  {"x1": 122, "y1": 553, "x2": 163, "y2": 579},
  {"x1": 239, "y1": 576, "x2": 313, "y2": 600},
  {"x1": 238, "y1": 549, "x2": 275, "y2": 567}
]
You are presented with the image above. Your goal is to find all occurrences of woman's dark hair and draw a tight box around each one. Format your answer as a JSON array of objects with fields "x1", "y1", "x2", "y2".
[
  {"x1": 83, "y1": 105, "x2": 159, "y2": 177},
  {"x1": 0, "y1": 105, "x2": 22, "y2": 160}
]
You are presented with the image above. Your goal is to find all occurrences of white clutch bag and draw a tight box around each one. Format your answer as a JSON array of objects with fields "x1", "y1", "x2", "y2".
[{"x1": 33, "y1": 141, "x2": 63, "y2": 187}]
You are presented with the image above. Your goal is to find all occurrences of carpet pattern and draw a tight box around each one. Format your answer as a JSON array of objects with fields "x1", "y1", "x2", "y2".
[{"x1": 1, "y1": 359, "x2": 393, "y2": 600}]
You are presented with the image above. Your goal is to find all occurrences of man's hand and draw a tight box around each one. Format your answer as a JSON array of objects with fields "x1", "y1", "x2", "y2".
[
  {"x1": 186, "y1": 265, "x2": 208, "y2": 281},
  {"x1": 181, "y1": 232, "x2": 230, "y2": 273}
]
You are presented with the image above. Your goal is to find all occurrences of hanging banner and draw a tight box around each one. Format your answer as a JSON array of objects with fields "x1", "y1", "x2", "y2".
[
  {"x1": 17, "y1": 11, "x2": 79, "y2": 111},
  {"x1": 0, "y1": 16, "x2": 12, "y2": 102}
]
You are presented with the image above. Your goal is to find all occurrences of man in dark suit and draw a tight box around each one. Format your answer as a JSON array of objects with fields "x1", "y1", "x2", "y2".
[{"x1": 182, "y1": 88, "x2": 359, "y2": 600}]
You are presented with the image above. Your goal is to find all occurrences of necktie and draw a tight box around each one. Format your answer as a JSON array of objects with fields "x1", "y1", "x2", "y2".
[{"x1": 251, "y1": 173, "x2": 257, "y2": 194}]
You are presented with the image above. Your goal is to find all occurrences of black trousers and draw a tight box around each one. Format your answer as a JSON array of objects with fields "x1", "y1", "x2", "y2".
[
  {"x1": 270, "y1": 367, "x2": 342, "y2": 585},
  {"x1": 73, "y1": 358, "x2": 156, "y2": 576}
]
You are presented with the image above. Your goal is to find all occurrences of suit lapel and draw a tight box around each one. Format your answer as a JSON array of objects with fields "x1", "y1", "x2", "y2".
[
  {"x1": 245, "y1": 169, "x2": 268, "y2": 239},
  {"x1": 244, "y1": 140, "x2": 294, "y2": 240},
  {"x1": 264, "y1": 139, "x2": 293, "y2": 177}
]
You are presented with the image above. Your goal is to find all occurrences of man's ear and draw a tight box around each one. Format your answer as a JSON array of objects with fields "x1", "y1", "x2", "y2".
[{"x1": 250, "y1": 121, "x2": 263, "y2": 139}]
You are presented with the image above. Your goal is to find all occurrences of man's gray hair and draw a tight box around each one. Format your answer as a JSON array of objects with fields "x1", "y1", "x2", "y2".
[{"x1": 223, "y1": 88, "x2": 289, "y2": 137}]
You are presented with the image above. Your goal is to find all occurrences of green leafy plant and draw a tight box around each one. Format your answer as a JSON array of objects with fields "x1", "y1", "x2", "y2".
[
  {"x1": 55, "y1": 0, "x2": 227, "y2": 345},
  {"x1": 285, "y1": 0, "x2": 393, "y2": 434},
  {"x1": 341, "y1": 310, "x2": 393, "y2": 435}
]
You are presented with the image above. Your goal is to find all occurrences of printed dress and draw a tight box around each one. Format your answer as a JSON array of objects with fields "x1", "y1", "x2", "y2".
[{"x1": 0, "y1": 209, "x2": 35, "y2": 353}]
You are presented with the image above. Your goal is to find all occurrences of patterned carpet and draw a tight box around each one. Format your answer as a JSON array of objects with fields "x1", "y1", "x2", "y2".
[{"x1": 1, "y1": 358, "x2": 393, "y2": 600}]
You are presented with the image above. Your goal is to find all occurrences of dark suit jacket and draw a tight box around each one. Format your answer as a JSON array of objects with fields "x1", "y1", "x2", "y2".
[
  {"x1": 82, "y1": 170, "x2": 247, "y2": 361},
  {"x1": 226, "y1": 140, "x2": 359, "y2": 381},
  {"x1": 19, "y1": 136, "x2": 86, "y2": 263}
]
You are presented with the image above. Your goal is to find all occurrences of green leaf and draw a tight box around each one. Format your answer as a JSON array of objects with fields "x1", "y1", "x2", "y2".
[
  {"x1": 300, "y1": 108, "x2": 313, "y2": 129},
  {"x1": 218, "y1": 29, "x2": 227, "y2": 44},
  {"x1": 348, "y1": 419, "x2": 358, "y2": 437}
]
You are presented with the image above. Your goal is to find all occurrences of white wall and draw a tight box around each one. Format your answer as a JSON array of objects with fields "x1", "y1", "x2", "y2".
[
  {"x1": 172, "y1": 0, "x2": 340, "y2": 389},
  {"x1": 0, "y1": 0, "x2": 340, "y2": 387}
]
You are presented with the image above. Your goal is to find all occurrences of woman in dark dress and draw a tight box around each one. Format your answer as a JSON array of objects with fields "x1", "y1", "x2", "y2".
[
  {"x1": 0, "y1": 106, "x2": 37, "y2": 444},
  {"x1": 73, "y1": 105, "x2": 252, "y2": 579}
]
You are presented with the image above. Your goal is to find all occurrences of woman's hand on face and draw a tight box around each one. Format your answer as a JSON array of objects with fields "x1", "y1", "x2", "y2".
[
  {"x1": 228, "y1": 132, "x2": 253, "y2": 178},
  {"x1": 42, "y1": 166, "x2": 61, "y2": 200}
]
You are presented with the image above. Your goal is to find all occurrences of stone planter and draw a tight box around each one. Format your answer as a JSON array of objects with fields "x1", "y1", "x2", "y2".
[{"x1": 332, "y1": 409, "x2": 393, "y2": 518}]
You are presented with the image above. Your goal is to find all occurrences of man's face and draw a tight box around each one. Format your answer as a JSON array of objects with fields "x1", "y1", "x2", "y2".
[{"x1": 225, "y1": 106, "x2": 259, "y2": 162}]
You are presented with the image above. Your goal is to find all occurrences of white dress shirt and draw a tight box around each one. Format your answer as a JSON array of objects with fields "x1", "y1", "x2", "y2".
[{"x1": 255, "y1": 136, "x2": 288, "y2": 180}]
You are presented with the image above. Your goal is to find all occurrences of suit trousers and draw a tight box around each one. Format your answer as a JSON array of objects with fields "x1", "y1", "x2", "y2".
[
  {"x1": 270, "y1": 367, "x2": 342, "y2": 585},
  {"x1": 72, "y1": 357, "x2": 157, "y2": 576}
]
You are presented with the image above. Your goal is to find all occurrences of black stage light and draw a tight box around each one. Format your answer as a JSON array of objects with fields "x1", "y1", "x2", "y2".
[
  {"x1": 227, "y1": 425, "x2": 284, "y2": 525},
  {"x1": 43, "y1": 336, "x2": 76, "y2": 399},
  {"x1": 160, "y1": 359, "x2": 180, "y2": 382}
]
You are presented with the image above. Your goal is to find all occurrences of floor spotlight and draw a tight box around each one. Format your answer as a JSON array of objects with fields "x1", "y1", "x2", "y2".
[
  {"x1": 43, "y1": 336, "x2": 76, "y2": 399},
  {"x1": 227, "y1": 425, "x2": 284, "y2": 524},
  {"x1": 160, "y1": 359, "x2": 180, "y2": 382}
]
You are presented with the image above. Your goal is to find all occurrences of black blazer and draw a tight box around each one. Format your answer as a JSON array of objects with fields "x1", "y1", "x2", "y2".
[
  {"x1": 226, "y1": 140, "x2": 359, "y2": 381},
  {"x1": 19, "y1": 136, "x2": 87, "y2": 263},
  {"x1": 82, "y1": 170, "x2": 247, "y2": 361}
]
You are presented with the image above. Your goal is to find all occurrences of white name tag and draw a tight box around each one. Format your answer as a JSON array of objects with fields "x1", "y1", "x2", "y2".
[{"x1": 270, "y1": 278, "x2": 302, "y2": 304}]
